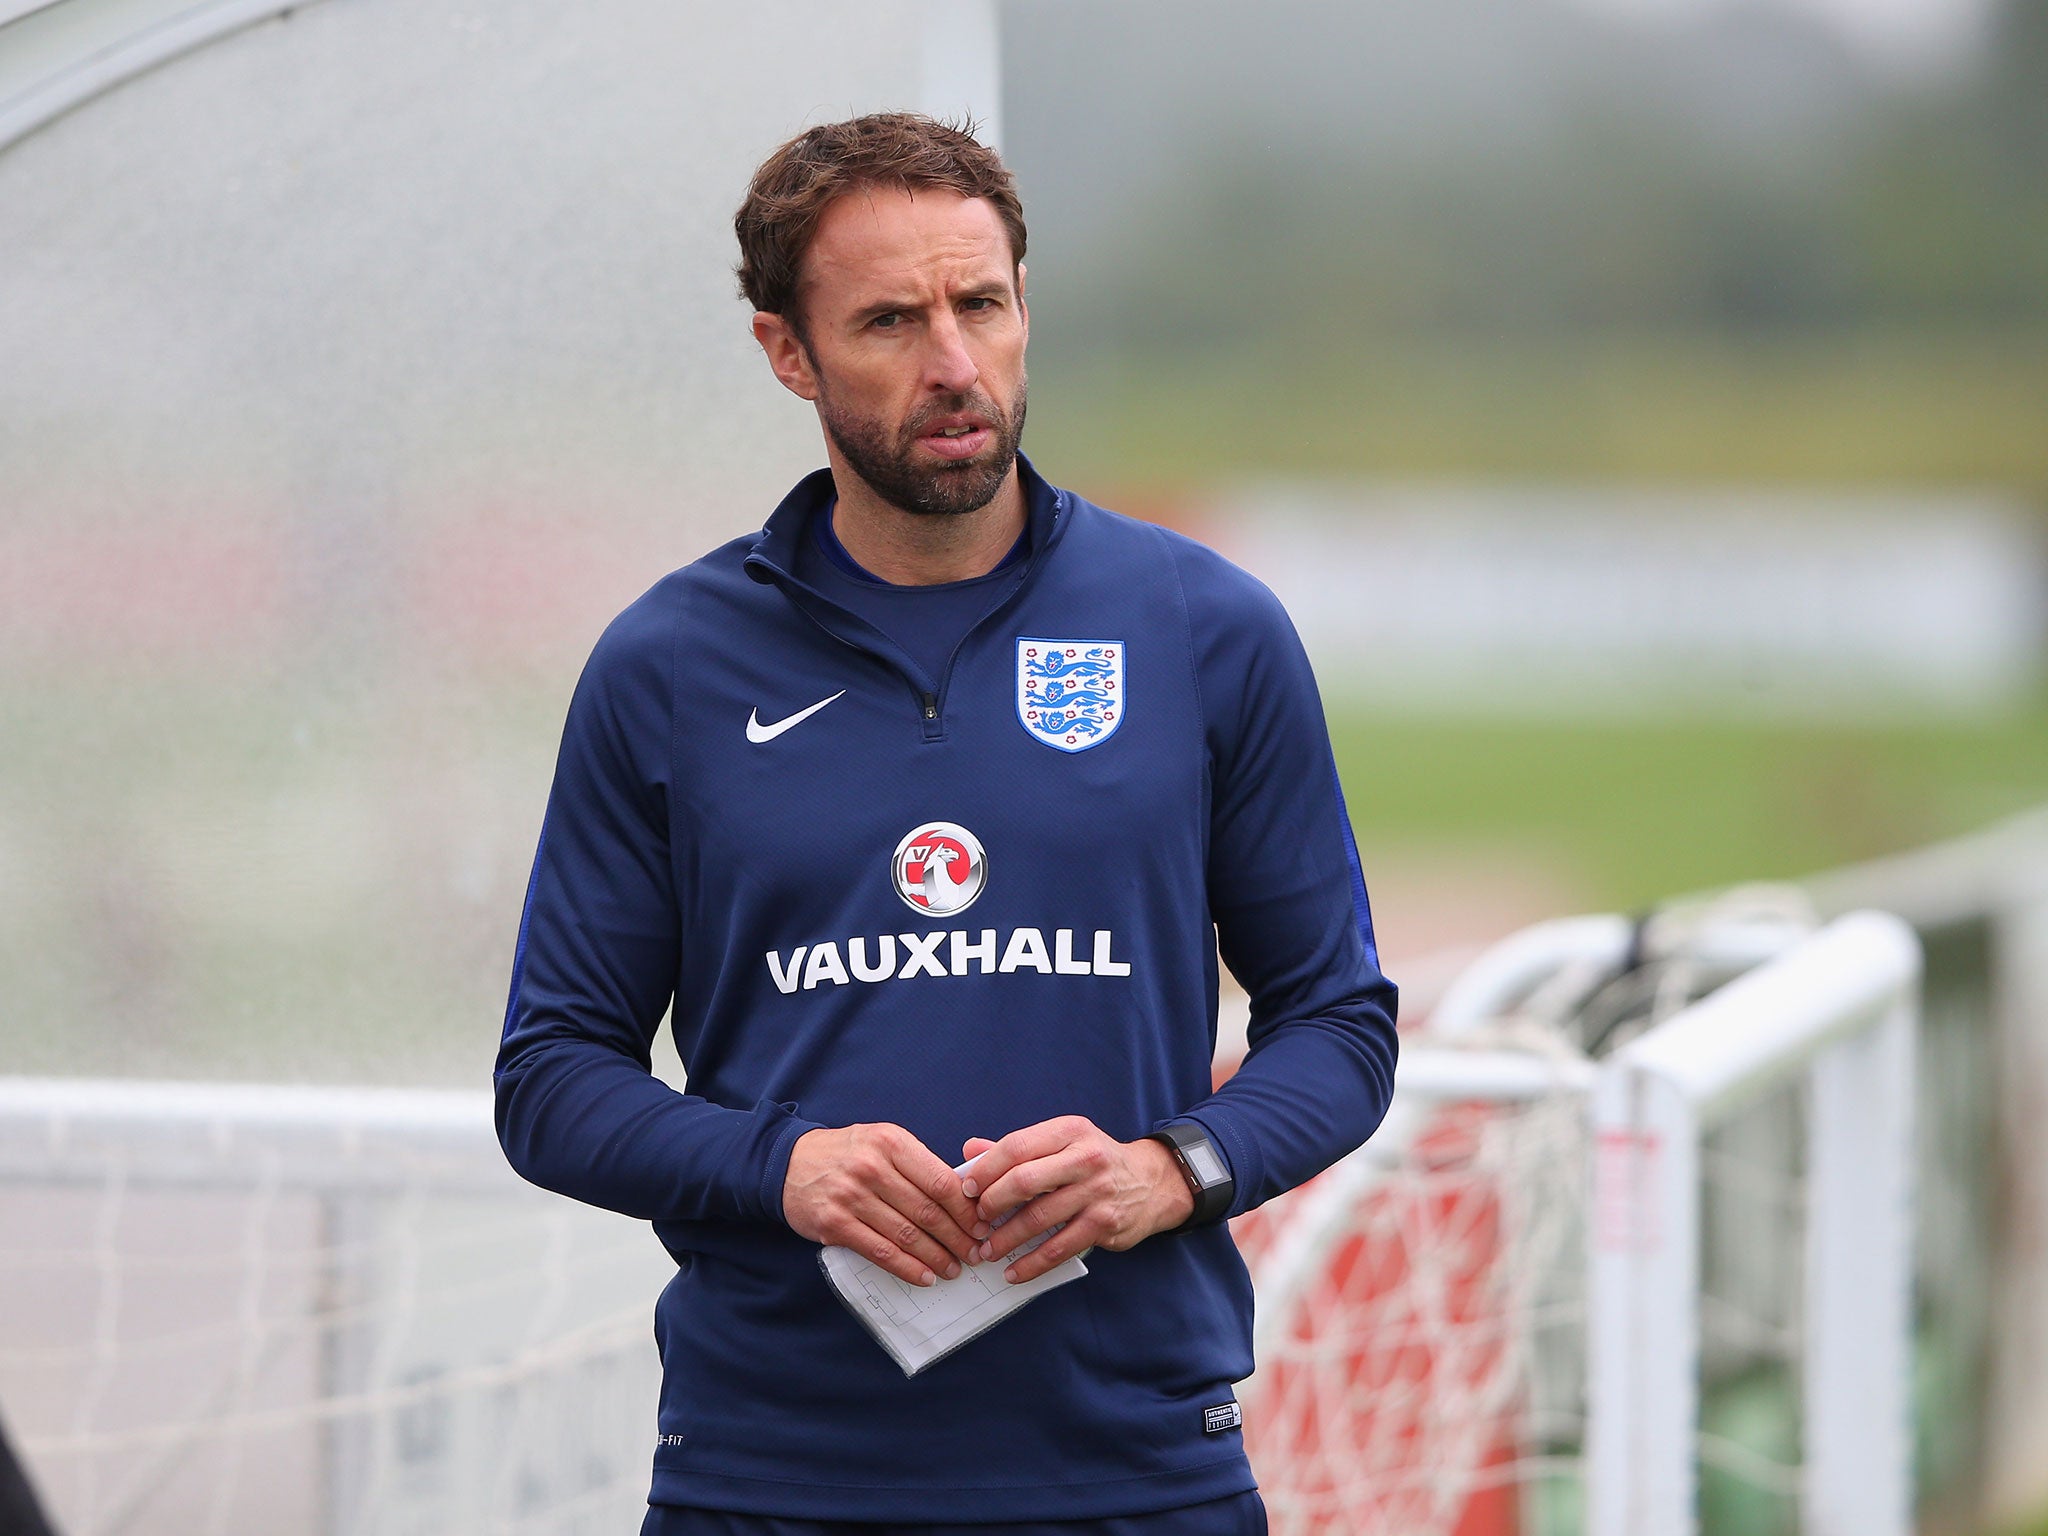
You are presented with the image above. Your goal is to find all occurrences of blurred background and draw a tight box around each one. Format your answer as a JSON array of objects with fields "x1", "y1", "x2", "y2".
[
  {"x1": 0, "y1": 0, "x2": 2043, "y2": 1532},
  {"x1": 1005, "y1": 0, "x2": 2048, "y2": 954},
  {"x1": 6, "y1": 0, "x2": 2044, "y2": 1085}
]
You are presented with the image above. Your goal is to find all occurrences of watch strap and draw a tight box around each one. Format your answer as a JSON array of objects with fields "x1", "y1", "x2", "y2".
[{"x1": 1149, "y1": 1122, "x2": 1234, "y2": 1230}]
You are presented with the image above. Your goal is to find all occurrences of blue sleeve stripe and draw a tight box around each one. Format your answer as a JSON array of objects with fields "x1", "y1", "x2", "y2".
[
  {"x1": 1326, "y1": 758, "x2": 1380, "y2": 971},
  {"x1": 500, "y1": 812, "x2": 550, "y2": 1040}
]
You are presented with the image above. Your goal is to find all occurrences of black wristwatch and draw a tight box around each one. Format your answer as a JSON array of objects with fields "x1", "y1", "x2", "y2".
[{"x1": 1149, "y1": 1122, "x2": 1234, "y2": 1230}]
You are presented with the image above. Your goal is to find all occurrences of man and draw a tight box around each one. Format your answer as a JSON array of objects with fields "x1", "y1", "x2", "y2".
[{"x1": 495, "y1": 114, "x2": 1397, "y2": 1534}]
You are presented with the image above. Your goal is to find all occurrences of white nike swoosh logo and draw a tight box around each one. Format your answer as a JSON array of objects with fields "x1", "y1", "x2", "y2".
[{"x1": 746, "y1": 690, "x2": 846, "y2": 744}]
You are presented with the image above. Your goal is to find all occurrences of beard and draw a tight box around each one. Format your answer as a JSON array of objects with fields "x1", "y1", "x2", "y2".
[{"x1": 817, "y1": 378, "x2": 1027, "y2": 518}]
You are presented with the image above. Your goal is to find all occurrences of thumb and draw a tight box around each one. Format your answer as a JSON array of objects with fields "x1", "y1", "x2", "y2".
[{"x1": 961, "y1": 1136, "x2": 998, "y2": 1163}]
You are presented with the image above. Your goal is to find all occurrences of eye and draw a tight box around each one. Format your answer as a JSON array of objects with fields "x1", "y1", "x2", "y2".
[
  {"x1": 962, "y1": 297, "x2": 997, "y2": 313},
  {"x1": 870, "y1": 312, "x2": 903, "y2": 330}
]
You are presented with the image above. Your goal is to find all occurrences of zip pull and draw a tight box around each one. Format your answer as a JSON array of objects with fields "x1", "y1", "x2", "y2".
[{"x1": 920, "y1": 693, "x2": 939, "y2": 721}]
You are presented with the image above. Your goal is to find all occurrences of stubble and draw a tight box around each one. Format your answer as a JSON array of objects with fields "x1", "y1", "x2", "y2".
[{"x1": 817, "y1": 381, "x2": 1028, "y2": 518}]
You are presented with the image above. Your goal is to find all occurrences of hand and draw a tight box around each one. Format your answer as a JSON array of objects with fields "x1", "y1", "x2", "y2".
[
  {"x1": 783, "y1": 1123, "x2": 993, "y2": 1288},
  {"x1": 959, "y1": 1117, "x2": 1195, "y2": 1285}
]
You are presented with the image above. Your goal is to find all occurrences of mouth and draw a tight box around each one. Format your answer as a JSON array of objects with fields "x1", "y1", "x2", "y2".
[{"x1": 917, "y1": 413, "x2": 994, "y2": 462}]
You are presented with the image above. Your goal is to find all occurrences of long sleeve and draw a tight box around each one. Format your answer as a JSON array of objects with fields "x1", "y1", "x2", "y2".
[
  {"x1": 1167, "y1": 542, "x2": 1400, "y2": 1215},
  {"x1": 493, "y1": 586, "x2": 818, "y2": 1224}
]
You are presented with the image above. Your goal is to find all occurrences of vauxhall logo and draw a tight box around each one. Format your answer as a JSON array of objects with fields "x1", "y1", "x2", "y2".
[
  {"x1": 892, "y1": 822, "x2": 986, "y2": 915},
  {"x1": 763, "y1": 821, "x2": 1132, "y2": 994}
]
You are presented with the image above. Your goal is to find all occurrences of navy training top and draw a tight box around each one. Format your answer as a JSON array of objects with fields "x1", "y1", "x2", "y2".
[{"x1": 494, "y1": 457, "x2": 1399, "y2": 1520}]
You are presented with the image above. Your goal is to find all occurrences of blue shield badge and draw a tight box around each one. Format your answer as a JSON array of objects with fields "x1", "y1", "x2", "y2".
[{"x1": 1016, "y1": 638, "x2": 1124, "y2": 752}]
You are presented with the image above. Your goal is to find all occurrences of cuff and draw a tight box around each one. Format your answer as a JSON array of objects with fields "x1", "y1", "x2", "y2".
[{"x1": 754, "y1": 1102, "x2": 824, "y2": 1226}]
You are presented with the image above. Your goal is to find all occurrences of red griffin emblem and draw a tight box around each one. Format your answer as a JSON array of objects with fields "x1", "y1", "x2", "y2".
[{"x1": 890, "y1": 822, "x2": 988, "y2": 915}]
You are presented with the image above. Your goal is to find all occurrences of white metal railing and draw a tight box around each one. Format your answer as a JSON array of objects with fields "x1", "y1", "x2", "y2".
[{"x1": 1586, "y1": 910, "x2": 1919, "y2": 1536}]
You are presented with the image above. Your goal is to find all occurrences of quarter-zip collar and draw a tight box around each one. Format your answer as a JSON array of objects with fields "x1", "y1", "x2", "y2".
[
  {"x1": 740, "y1": 454, "x2": 1068, "y2": 737},
  {"x1": 742, "y1": 452, "x2": 1066, "y2": 591}
]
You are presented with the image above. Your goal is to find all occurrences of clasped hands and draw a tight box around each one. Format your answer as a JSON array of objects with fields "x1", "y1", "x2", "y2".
[{"x1": 782, "y1": 1116, "x2": 1195, "y2": 1289}]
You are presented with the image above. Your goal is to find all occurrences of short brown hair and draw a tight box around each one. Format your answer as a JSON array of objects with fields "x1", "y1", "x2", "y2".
[{"x1": 734, "y1": 113, "x2": 1026, "y2": 325}]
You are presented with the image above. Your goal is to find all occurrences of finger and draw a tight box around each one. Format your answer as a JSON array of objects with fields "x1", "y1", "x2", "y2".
[
  {"x1": 975, "y1": 1155, "x2": 1069, "y2": 1224},
  {"x1": 886, "y1": 1148, "x2": 990, "y2": 1254},
  {"x1": 966, "y1": 1119, "x2": 1083, "y2": 1211},
  {"x1": 957, "y1": 1138, "x2": 999, "y2": 1236},
  {"x1": 982, "y1": 1184, "x2": 1093, "y2": 1264},
  {"x1": 978, "y1": 1132, "x2": 1112, "y2": 1225},
  {"x1": 854, "y1": 1187, "x2": 967, "y2": 1281},
  {"x1": 1003, "y1": 1217, "x2": 1100, "y2": 1285},
  {"x1": 880, "y1": 1177, "x2": 979, "y2": 1266},
  {"x1": 872, "y1": 1166, "x2": 983, "y2": 1266},
  {"x1": 831, "y1": 1214, "x2": 944, "y2": 1288},
  {"x1": 960, "y1": 1118, "x2": 1075, "y2": 1200},
  {"x1": 886, "y1": 1135, "x2": 992, "y2": 1247},
  {"x1": 862, "y1": 1153, "x2": 978, "y2": 1270}
]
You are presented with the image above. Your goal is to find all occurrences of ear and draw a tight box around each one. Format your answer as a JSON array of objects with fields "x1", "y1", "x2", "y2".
[
  {"x1": 1016, "y1": 263, "x2": 1029, "y2": 338},
  {"x1": 751, "y1": 311, "x2": 819, "y2": 402}
]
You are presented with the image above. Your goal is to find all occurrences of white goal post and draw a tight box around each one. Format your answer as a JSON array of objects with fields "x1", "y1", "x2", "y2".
[
  {"x1": 0, "y1": 1078, "x2": 672, "y2": 1536},
  {"x1": 1584, "y1": 909, "x2": 1917, "y2": 1536},
  {"x1": 1236, "y1": 908, "x2": 1919, "y2": 1536}
]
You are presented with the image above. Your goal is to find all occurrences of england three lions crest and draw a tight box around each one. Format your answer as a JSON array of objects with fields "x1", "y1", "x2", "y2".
[{"x1": 1017, "y1": 638, "x2": 1124, "y2": 752}]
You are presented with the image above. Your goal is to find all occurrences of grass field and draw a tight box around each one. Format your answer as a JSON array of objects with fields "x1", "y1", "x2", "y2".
[
  {"x1": 1328, "y1": 700, "x2": 2048, "y2": 914},
  {"x1": 1028, "y1": 331, "x2": 2048, "y2": 500}
]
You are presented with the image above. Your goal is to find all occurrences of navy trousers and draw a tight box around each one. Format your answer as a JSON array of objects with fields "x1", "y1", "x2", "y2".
[{"x1": 640, "y1": 1491, "x2": 1268, "y2": 1535}]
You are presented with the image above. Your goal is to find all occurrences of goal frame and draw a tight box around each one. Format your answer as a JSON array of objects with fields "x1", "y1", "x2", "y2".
[
  {"x1": 1586, "y1": 909, "x2": 1917, "y2": 1536},
  {"x1": 1240, "y1": 909, "x2": 1919, "y2": 1536}
]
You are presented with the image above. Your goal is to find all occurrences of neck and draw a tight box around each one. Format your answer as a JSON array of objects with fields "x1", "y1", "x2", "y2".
[{"x1": 825, "y1": 460, "x2": 1026, "y2": 586}]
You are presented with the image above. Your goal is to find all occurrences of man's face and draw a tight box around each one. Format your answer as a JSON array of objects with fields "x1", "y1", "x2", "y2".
[{"x1": 757, "y1": 187, "x2": 1028, "y2": 517}]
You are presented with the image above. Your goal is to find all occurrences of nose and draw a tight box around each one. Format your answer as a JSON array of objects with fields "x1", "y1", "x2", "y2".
[{"x1": 924, "y1": 311, "x2": 979, "y2": 396}]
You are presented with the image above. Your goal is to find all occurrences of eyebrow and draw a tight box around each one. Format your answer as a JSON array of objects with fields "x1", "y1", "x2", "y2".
[
  {"x1": 853, "y1": 281, "x2": 1014, "y2": 323},
  {"x1": 853, "y1": 297, "x2": 920, "y2": 323}
]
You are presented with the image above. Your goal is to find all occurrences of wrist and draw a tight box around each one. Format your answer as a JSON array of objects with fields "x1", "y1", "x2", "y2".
[
  {"x1": 1132, "y1": 1135, "x2": 1196, "y2": 1233},
  {"x1": 1146, "y1": 1122, "x2": 1235, "y2": 1230}
]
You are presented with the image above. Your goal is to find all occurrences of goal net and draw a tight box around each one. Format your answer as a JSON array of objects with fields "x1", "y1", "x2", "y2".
[
  {"x1": 0, "y1": 1080, "x2": 672, "y2": 1536},
  {"x1": 1231, "y1": 894, "x2": 1916, "y2": 1536},
  {"x1": 1232, "y1": 1089, "x2": 1588, "y2": 1535}
]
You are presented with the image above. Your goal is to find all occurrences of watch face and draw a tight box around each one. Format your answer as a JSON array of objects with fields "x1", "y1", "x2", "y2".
[{"x1": 1182, "y1": 1137, "x2": 1230, "y2": 1189}]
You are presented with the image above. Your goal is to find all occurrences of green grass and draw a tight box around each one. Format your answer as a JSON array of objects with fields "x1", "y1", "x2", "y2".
[
  {"x1": 1028, "y1": 331, "x2": 2048, "y2": 500},
  {"x1": 1327, "y1": 701, "x2": 2048, "y2": 912}
]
